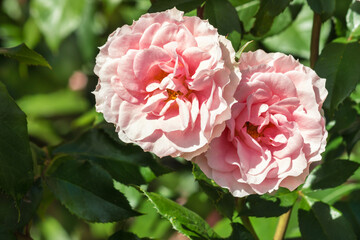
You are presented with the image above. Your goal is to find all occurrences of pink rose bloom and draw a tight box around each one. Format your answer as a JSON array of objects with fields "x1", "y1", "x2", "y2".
[
  {"x1": 195, "y1": 50, "x2": 328, "y2": 197},
  {"x1": 93, "y1": 8, "x2": 240, "y2": 159}
]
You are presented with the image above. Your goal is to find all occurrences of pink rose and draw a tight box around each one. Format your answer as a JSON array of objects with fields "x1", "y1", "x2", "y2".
[
  {"x1": 93, "y1": 8, "x2": 240, "y2": 159},
  {"x1": 195, "y1": 50, "x2": 328, "y2": 197}
]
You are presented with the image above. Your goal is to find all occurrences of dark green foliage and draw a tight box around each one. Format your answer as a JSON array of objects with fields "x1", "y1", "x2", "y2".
[
  {"x1": 302, "y1": 159, "x2": 360, "y2": 191},
  {"x1": 204, "y1": 0, "x2": 242, "y2": 36},
  {"x1": 0, "y1": 82, "x2": 33, "y2": 199},
  {"x1": 250, "y1": 0, "x2": 292, "y2": 36},
  {"x1": 46, "y1": 155, "x2": 139, "y2": 222},
  {"x1": 298, "y1": 196, "x2": 356, "y2": 240},
  {"x1": 332, "y1": 99, "x2": 360, "y2": 153},
  {"x1": 192, "y1": 164, "x2": 235, "y2": 219},
  {"x1": 0, "y1": 43, "x2": 51, "y2": 68},
  {"x1": 109, "y1": 230, "x2": 151, "y2": 240},
  {"x1": 223, "y1": 223, "x2": 255, "y2": 240},
  {"x1": 334, "y1": 190, "x2": 360, "y2": 238},
  {"x1": 306, "y1": 0, "x2": 335, "y2": 21},
  {"x1": 239, "y1": 189, "x2": 297, "y2": 217},
  {"x1": 0, "y1": 179, "x2": 42, "y2": 237},
  {"x1": 53, "y1": 124, "x2": 171, "y2": 185},
  {"x1": 315, "y1": 38, "x2": 360, "y2": 115},
  {"x1": 149, "y1": 0, "x2": 204, "y2": 13}
]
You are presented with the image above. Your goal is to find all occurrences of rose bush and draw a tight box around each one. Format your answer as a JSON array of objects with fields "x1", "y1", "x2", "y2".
[
  {"x1": 196, "y1": 50, "x2": 328, "y2": 197},
  {"x1": 93, "y1": 8, "x2": 240, "y2": 159}
]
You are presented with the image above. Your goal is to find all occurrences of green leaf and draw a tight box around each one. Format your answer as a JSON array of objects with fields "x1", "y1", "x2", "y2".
[
  {"x1": 0, "y1": 179, "x2": 42, "y2": 234},
  {"x1": 225, "y1": 223, "x2": 255, "y2": 240},
  {"x1": 0, "y1": 43, "x2": 51, "y2": 68},
  {"x1": 16, "y1": 89, "x2": 89, "y2": 118},
  {"x1": 148, "y1": 0, "x2": 204, "y2": 13},
  {"x1": 76, "y1": 0, "x2": 97, "y2": 62},
  {"x1": 262, "y1": 4, "x2": 331, "y2": 59},
  {"x1": 46, "y1": 155, "x2": 139, "y2": 222},
  {"x1": 30, "y1": 0, "x2": 86, "y2": 51},
  {"x1": 305, "y1": 184, "x2": 360, "y2": 205},
  {"x1": 332, "y1": 99, "x2": 359, "y2": 134},
  {"x1": 334, "y1": 0, "x2": 352, "y2": 21},
  {"x1": 322, "y1": 135, "x2": 346, "y2": 161},
  {"x1": 346, "y1": 1, "x2": 360, "y2": 38},
  {"x1": 192, "y1": 164, "x2": 235, "y2": 219},
  {"x1": 303, "y1": 159, "x2": 360, "y2": 191},
  {"x1": 334, "y1": 190, "x2": 360, "y2": 238},
  {"x1": 250, "y1": 0, "x2": 292, "y2": 37},
  {"x1": 314, "y1": 38, "x2": 360, "y2": 114},
  {"x1": 306, "y1": 0, "x2": 335, "y2": 21},
  {"x1": 239, "y1": 189, "x2": 297, "y2": 217},
  {"x1": 108, "y1": 230, "x2": 150, "y2": 240},
  {"x1": 235, "y1": 0, "x2": 260, "y2": 32},
  {"x1": 204, "y1": 0, "x2": 242, "y2": 36},
  {"x1": 143, "y1": 190, "x2": 219, "y2": 240},
  {"x1": 235, "y1": 40, "x2": 253, "y2": 59},
  {"x1": 298, "y1": 196, "x2": 356, "y2": 240},
  {"x1": 0, "y1": 232, "x2": 15, "y2": 240},
  {"x1": 53, "y1": 124, "x2": 170, "y2": 185},
  {"x1": 331, "y1": 99, "x2": 360, "y2": 153},
  {"x1": 0, "y1": 82, "x2": 33, "y2": 198}
]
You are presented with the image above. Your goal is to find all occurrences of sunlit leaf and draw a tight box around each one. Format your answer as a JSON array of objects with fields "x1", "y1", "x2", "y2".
[
  {"x1": 143, "y1": 190, "x2": 219, "y2": 240},
  {"x1": 17, "y1": 90, "x2": 89, "y2": 118},
  {"x1": 30, "y1": 0, "x2": 86, "y2": 51},
  {"x1": 346, "y1": 1, "x2": 360, "y2": 38}
]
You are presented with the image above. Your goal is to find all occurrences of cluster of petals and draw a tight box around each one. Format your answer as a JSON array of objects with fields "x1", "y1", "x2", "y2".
[
  {"x1": 94, "y1": 8, "x2": 328, "y2": 197},
  {"x1": 93, "y1": 8, "x2": 240, "y2": 159},
  {"x1": 195, "y1": 50, "x2": 328, "y2": 197}
]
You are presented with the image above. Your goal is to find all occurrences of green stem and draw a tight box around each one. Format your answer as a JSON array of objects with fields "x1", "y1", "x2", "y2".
[
  {"x1": 237, "y1": 198, "x2": 259, "y2": 240},
  {"x1": 240, "y1": 215, "x2": 259, "y2": 240},
  {"x1": 273, "y1": 209, "x2": 292, "y2": 240},
  {"x1": 310, "y1": 13, "x2": 321, "y2": 69}
]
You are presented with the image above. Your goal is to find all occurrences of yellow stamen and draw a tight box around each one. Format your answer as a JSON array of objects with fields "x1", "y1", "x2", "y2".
[{"x1": 166, "y1": 89, "x2": 183, "y2": 100}]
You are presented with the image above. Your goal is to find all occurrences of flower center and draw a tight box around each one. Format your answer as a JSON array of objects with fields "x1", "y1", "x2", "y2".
[
  {"x1": 166, "y1": 89, "x2": 183, "y2": 100},
  {"x1": 154, "y1": 70, "x2": 169, "y2": 82},
  {"x1": 244, "y1": 122, "x2": 262, "y2": 139}
]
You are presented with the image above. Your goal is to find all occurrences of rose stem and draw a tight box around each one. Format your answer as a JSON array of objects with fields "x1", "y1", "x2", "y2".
[
  {"x1": 273, "y1": 209, "x2": 292, "y2": 240},
  {"x1": 310, "y1": 13, "x2": 322, "y2": 69},
  {"x1": 240, "y1": 215, "x2": 259, "y2": 240},
  {"x1": 237, "y1": 198, "x2": 259, "y2": 240},
  {"x1": 197, "y1": 5, "x2": 205, "y2": 19}
]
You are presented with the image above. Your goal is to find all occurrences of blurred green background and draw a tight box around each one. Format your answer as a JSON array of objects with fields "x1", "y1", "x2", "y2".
[{"x1": 2, "y1": 0, "x2": 360, "y2": 239}]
